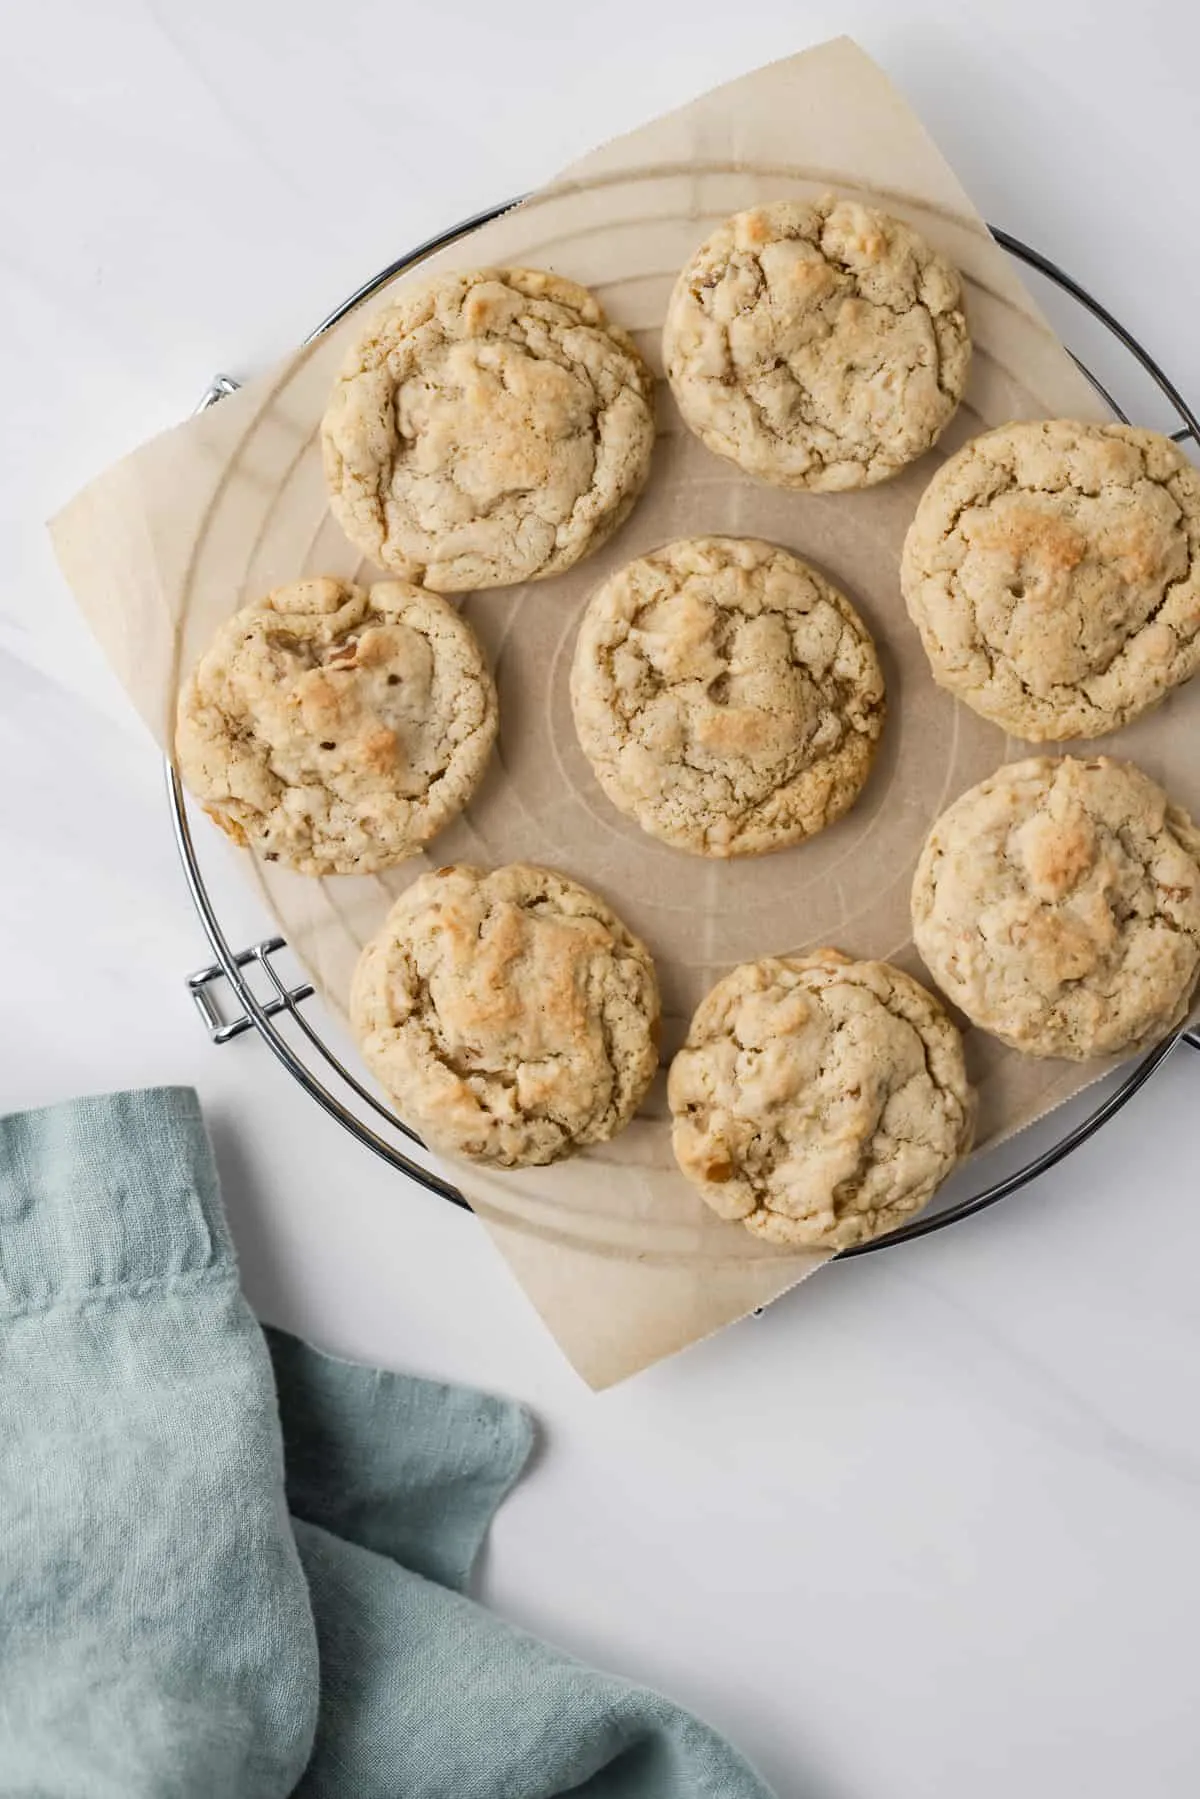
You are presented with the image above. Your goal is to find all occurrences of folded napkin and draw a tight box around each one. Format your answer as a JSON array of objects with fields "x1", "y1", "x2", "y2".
[{"x1": 0, "y1": 1088, "x2": 774, "y2": 1797}]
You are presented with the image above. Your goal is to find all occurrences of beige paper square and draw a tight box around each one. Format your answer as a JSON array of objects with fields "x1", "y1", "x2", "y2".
[{"x1": 52, "y1": 39, "x2": 1200, "y2": 1387}]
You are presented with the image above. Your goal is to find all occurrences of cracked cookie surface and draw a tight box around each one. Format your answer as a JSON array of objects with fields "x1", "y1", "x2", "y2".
[
  {"x1": 176, "y1": 577, "x2": 496, "y2": 875},
  {"x1": 912, "y1": 756, "x2": 1200, "y2": 1059},
  {"x1": 668, "y1": 949, "x2": 974, "y2": 1249},
  {"x1": 899, "y1": 419, "x2": 1200, "y2": 737},
  {"x1": 351, "y1": 863, "x2": 661, "y2": 1167},
  {"x1": 663, "y1": 197, "x2": 969, "y2": 492},
  {"x1": 570, "y1": 537, "x2": 885, "y2": 856},
  {"x1": 902, "y1": 420, "x2": 1200, "y2": 740},
  {"x1": 321, "y1": 268, "x2": 657, "y2": 591}
]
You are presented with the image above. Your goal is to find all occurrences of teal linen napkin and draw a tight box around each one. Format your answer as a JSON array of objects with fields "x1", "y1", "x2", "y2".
[{"x1": 0, "y1": 1087, "x2": 775, "y2": 1799}]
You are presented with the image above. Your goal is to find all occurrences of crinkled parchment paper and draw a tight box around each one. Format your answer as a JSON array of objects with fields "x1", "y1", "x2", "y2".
[{"x1": 51, "y1": 39, "x2": 1200, "y2": 1386}]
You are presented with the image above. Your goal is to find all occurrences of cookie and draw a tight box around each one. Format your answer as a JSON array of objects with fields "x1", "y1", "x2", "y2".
[
  {"x1": 668, "y1": 950, "x2": 974, "y2": 1249},
  {"x1": 663, "y1": 196, "x2": 969, "y2": 492},
  {"x1": 176, "y1": 577, "x2": 496, "y2": 875},
  {"x1": 912, "y1": 756, "x2": 1200, "y2": 1059},
  {"x1": 901, "y1": 420, "x2": 1200, "y2": 741},
  {"x1": 321, "y1": 268, "x2": 657, "y2": 591},
  {"x1": 569, "y1": 536, "x2": 885, "y2": 855},
  {"x1": 351, "y1": 864, "x2": 661, "y2": 1167}
]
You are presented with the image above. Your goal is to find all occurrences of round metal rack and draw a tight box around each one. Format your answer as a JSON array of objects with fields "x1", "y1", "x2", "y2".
[{"x1": 170, "y1": 203, "x2": 1200, "y2": 1255}]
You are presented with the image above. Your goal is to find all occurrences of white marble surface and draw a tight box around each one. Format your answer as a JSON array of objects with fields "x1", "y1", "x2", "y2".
[{"x1": 4, "y1": 2, "x2": 1200, "y2": 1793}]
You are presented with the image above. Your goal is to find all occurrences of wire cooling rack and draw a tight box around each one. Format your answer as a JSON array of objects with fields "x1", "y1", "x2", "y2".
[{"x1": 169, "y1": 203, "x2": 1200, "y2": 1255}]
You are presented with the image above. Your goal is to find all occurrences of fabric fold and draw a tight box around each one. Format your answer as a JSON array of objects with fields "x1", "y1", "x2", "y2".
[
  {"x1": 291, "y1": 1520, "x2": 770, "y2": 1799},
  {"x1": 0, "y1": 1087, "x2": 774, "y2": 1799},
  {"x1": 267, "y1": 1325, "x2": 533, "y2": 1592},
  {"x1": 0, "y1": 1086, "x2": 229, "y2": 1313},
  {"x1": 0, "y1": 1088, "x2": 319, "y2": 1797}
]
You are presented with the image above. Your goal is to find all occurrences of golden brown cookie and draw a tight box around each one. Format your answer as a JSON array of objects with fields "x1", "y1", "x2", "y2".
[
  {"x1": 912, "y1": 756, "x2": 1200, "y2": 1058},
  {"x1": 351, "y1": 864, "x2": 661, "y2": 1167},
  {"x1": 175, "y1": 577, "x2": 496, "y2": 875},
  {"x1": 902, "y1": 420, "x2": 1200, "y2": 741},
  {"x1": 663, "y1": 196, "x2": 969, "y2": 491},
  {"x1": 668, "y1": 950, "x2": 974, "y2": 1249},
  {"x1": 321, "y1": 268, "x2": 656, "y2": 591},
  {"x1": 570, "y1": 536, "x2": 885, "y2": 855}
]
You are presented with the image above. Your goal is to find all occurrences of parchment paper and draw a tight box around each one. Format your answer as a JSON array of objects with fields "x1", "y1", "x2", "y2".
[{"x1": 52, "y1": 39, "x2": 1200, "y2": 1387}]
